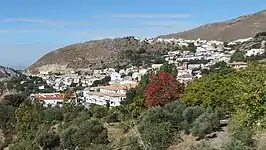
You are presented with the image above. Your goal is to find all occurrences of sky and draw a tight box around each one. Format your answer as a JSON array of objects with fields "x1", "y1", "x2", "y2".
[{"x1": 0, "y1": 0, "x2": 265, "y2": 69}]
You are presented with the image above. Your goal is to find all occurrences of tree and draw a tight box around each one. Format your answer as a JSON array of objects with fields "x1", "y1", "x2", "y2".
[
  {"x1": 89, "y1": 105, "x2": 108, "y2": 119},
  {"x1": 43, "y1": 107, "x2": 63, "y2": 124},
  {"x1": 15, "y1": 102, "x2": 42, "y2": 140},
  {"x1": 73, "y1": 119, "x2": 109, "y2": 147},
  {"x1": 190, "y1": 108, "x2": 220, "y2": 139},
  {"x1": 2, "y1": 94, "x2": 26, "y2": 107},
  {"x1": 91, "y1": 76, "x2": 111, "y2": 87},
  {"x1": 139, "y1": 122, "x2": 175, "y2": 150},
  {"x1": 182, "y1": 106, "x2": 205, "y2": 133},
  {"x1": 230, "y1": 51, "x2": 245, "y2": 62},
  {"x1": 187, "y1": 43, "x2": 197, "y2": 53},
  {"x1": 61, "y1": 127, "x2": 77, "y2": 149},
  {"x1": 201, "y1": 61, "x2": 234, "y2": 75},
  {"x1": 0, "y1": 104, "x2": 16, "y2": 131},
  {"x1": 160, "y1": 63, "x2": 178, "y2": 76},
  {"x1": 184, "y1": 62, "x2": 266, "y2": 117},
  {"x1": 36, "y1": 130, "x2": 60, "y2": 149},
  {"x1": 183, "y1": 73, "x2": 239, "y2": 113},
  {"x1": 145, "y1": 71, "x2": 184, "y2": 107}
]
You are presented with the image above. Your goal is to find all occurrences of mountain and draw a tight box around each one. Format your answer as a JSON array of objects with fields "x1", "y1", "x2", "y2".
[
  {"x1": 0, "y1": 66, "x2": 19, "y2": 78},
  {"x1": 28, "y1": 10, "x2": 266, "y2": 73},
  {"x1": 27, "y1": 37, "x2": 171, "y2": 73},
  {"x1": 157, "y1": 10, "x2": 266, "y2": 41}
]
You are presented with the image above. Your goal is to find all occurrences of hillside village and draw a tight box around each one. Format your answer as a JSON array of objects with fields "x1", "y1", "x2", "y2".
[{"x1": 25, "y1": 34, "x2": 266, "y2": 108}]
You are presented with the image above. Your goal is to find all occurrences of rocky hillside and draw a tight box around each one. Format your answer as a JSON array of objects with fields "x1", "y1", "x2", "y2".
[
  {"x1": 157, "y1": 10, "x2": 266, "y2": 41},
  {"x1": 0, "y1": 66, "x2": 18, "y2": 78},
  {"x1": 27, "y1": 37, "x2": 172, "y2": 73}
]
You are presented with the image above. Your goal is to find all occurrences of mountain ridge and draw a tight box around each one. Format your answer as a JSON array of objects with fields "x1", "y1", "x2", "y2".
[
  {"x1": 156, "y1": 9, "x2": 266, "y2": 41},
  {"x1": 0, "y1": 65, "x2": 19, "y2": 78}
]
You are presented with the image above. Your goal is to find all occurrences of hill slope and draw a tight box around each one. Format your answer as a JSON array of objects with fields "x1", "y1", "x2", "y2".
[
  {"x1": 157, "y1": 10, "x2": 266, "y2": 41},
  {"x1": 27, "y1": 37, "x2": 170, "y2": 73}
]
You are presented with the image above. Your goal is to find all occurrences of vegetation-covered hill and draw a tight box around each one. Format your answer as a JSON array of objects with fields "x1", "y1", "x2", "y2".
[{"x1": 157, "y1": 10, "x2": 266, "y2": 41}]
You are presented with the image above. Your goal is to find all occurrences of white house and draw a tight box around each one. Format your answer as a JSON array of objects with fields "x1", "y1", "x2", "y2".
[
  {"x1": 83, "y1": 91, "x2": 125, "y2": 107},
  {"x1": 110, "y1": 72, "x2": 122, "y2": 84},
  {"x1": 83, "y1": 83, "x2": 137, "y2": 107},
  {"x1": 151, "y1": 64, "x2": 163, "y2": 70},
  {"x1": 38, "y1": 85, "x2": 45, "y2": 90},
  {"x1": 245, "y1": 49, "x2": 265, "y2": 57}
]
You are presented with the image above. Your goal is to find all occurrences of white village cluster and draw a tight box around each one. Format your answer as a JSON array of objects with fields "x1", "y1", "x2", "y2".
[{"x1": 28, "y1": 37, "x2": 265, "y2": 107}]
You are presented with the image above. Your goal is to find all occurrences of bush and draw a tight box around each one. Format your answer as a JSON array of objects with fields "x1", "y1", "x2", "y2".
[
  {"x1": 182, "y1": 106, "x2": 204, "y2": 133},
  {"x1": 43, "y1": 107, "x2": 63, "y2": 124},
  {"x1": 35, "y1": 131, "x2": 60, "y2": 149},
  {"x1": 139, "y1": 122, "x2": 176, "y2": 150},
  {"x1": 138, "y1": 106, "x2": 167, "y2": 124},
  {"x1": 61, "y1": 127, "x2": 77, "y2": 150},
  {"x1": 190, "y1": 109, "x2": 220, "y2": 139},
  {"x1": 106, "y1": 112, "x2": 119, "y2": 123},
  {"x1": 164, "y1": 101, "x2": 187, "y2": 129},
  {"x1": 73, "y1": 119, "x2": 109, "y2": 147},
  {"x1": 222, "y1": 129, "x2": 256, "y2": 150},
  {"x1": 90, "y1": 105, "x2": 108, "y2": 119}
]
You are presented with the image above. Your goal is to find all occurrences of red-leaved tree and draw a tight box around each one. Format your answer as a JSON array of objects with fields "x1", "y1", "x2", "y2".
[{"x1": 145, "y1": 71, "x2": 184, "y2": 107}]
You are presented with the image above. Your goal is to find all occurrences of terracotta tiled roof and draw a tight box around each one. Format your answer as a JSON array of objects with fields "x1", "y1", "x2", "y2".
[{"x1": 31, "y1": 93, "x2": 64, "y2": 101}]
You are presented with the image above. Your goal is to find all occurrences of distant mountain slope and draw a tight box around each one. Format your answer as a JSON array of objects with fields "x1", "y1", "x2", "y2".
[
  {"x1": 0, "y1": 66, "x2": 19, "y2": 78},
  {"x1": 157, "y1": 10, "x2": 266, "y2": 41}
]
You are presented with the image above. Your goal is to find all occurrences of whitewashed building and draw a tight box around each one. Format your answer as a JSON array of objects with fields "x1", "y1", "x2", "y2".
[
  {"x1": 245, "y1": 49, "x2": 265, "y2": 57},
  {"x1": 30, "y1": 93, "x2": 65, "y2": 107},
  {"x1": 83, "y1": 83, "x2": 137, "y2": 107}
]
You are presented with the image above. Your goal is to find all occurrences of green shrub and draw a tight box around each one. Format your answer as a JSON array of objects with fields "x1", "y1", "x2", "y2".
[
  {"x1": 106, "y1": 112, "x2": 119, "y2": 123},
  {"x1": 190, "y1": 108, "x2": 220, "y2": 138},
  {"x1": 43, "y1": 107, "x2": 63, "y2": 124},
  {"x1": 138, "y1": 106, "x2": 167, "y2": 124},
  {"x1": 182, "y1": 106, "x2": 205, "y2": 133},
  {"x1": 35, "y1": 130, "x2": 60, "y2": 149},
  {"x1": 61, "y1": 127, "x2": 77, "y2": 150},
  {"x1": 90, "y1": 105, "x2": 108, "y2": 119},
  {"x1": 139, "y1": 122, "x2": 176, "y2": 150},
  {"x1": 222, "y1": 128, "x2": 257, "y2": 150},
  {"x1": 164, "y1": 101, "x2": 187, "y2": 129},
  {"x1": 73, "y1": 119, "x2": 109, "y2": 148},
  {"x1": 190, "y1": 110, "x2": 220, "y2": 139}
]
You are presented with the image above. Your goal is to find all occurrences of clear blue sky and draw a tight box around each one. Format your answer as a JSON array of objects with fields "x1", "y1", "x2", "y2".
[{"x1": 0, "y1": 0, "x2": 265, "y2": 69}]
